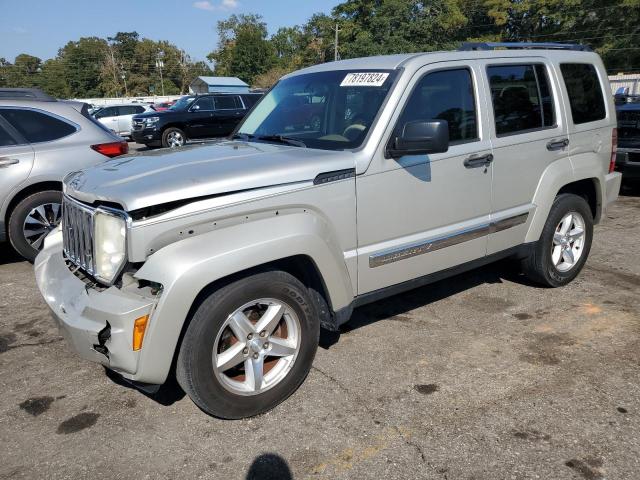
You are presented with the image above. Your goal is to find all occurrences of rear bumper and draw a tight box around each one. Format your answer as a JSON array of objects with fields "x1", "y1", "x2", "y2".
[
  {"x1": 604, "y1": 171, "x2": 622, "y2": 214},
  {"x1": 34, "y1": 229, "x2": 159, "y2": 381},
  {"x1": 615, "y1": 150, "x2": 640, "y2": 179}
]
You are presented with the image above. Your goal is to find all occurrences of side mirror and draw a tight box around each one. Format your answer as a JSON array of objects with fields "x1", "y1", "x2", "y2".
[
  {"x1": 191, "y1": 104, "x2": 200, "y2": 111},
  {"x1": 387, "y1": 119, "x2": 449, "y2": 158}
]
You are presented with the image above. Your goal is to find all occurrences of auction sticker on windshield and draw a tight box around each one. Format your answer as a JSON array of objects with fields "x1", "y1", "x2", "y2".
[{"x1": 340, "y1": 72, "x2": 389, "y2": 87}]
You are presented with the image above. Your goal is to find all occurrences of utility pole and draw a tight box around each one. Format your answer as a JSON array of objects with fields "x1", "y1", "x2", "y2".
[
  {"x1": 108, "y1": 44, "x2": 119, "y2": 97},
  {"x1": 120, "y1": 66, "x2": 128, "y2": 98},
  {"x1": 155, "y1": 51, "x2": 165, "y2": 97},
  {"x1": 334, "y1": 24, "x2": 340, "y2": 62}
]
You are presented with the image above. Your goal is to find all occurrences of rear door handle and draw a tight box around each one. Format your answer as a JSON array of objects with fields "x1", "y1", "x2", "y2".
[
  {"x1": 0, "y1": 157, "x2": 19, "y2": 167},
  {"x1": 464, "y1": 153, "x2": 493, "y2": 168},
  {"x1": 546, "y1": 138, "x2": 569, "y2": 151}
]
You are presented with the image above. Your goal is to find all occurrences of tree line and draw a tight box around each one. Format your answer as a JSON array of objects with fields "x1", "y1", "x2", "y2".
[
  {"x1": 212, "y1": 0, "x2": 640, "y2": 87},
  {"x1": 0, "y1": 32, "x2": 212, "y2": 98},
  {"x1": 1, "y1": 0, "x2": 639, "y2": 98}
]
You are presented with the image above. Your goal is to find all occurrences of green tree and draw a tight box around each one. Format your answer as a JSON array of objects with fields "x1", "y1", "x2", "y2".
[
  {"x1": 208, "y1": 14, "x2": 275, "y2": 84},
  {"x1": 2, "y1": 54, "x2": 42, "y2": 88},
  {"x1": 334, "y1": 0, "x2": 467, "y2": 58},
  {"x1": 57, "y1": 37, "x2": 109, "y2": 97},
  {"x1": 483, "y1": 0, "x2": 640, "y2": 73},
  {"x1": 39, "y1": 59, "x2": 71, "y2": 97}
]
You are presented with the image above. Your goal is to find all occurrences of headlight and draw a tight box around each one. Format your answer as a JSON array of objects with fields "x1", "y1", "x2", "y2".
[
  {"x1": 93, "y1": 210, "x2": 127, "y2": 285},
  {"x1": 145, "y1": 116, "x2": 160, "y2": 124}
]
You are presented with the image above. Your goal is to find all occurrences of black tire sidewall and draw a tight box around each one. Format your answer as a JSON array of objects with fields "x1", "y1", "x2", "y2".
[
  {"x1": 537, "y1": 194, "x2": 594, "y2": 287},
  {"x1": 8, "y1": 190, "x2": 62, "y2": 262},
  {"x1": 178, "y1": 271, "x2": 320, "y2": 419},
  {"x1": 161, "y1": 127, "x2": 186, "y2": 148}
]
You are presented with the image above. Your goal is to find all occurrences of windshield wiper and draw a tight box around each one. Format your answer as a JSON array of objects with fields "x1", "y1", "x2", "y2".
[
  {"x1": 256, "y1": 135, "x2": 307, "y2": 148},
  {"x1": 231, "y1": 133, "x2": 255, "y2": 141}
]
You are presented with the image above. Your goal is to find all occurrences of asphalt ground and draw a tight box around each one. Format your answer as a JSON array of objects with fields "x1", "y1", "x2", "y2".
[{"x1": 1, "y1": 182, "x2": 639, "y2": 480}]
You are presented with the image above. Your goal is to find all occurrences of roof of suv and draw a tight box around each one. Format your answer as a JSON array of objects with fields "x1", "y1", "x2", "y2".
[
  {"x1": 0, "y1": 88, "x2": 57, "y2": 101},
  {"x1": 287, "y1": 43, "x2": 601, "y2": 78}
]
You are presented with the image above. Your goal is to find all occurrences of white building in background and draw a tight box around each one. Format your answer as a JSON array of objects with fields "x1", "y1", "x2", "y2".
[
  {"x1": 609, "y1": 73, "x2": 640, "y2": 95},
  {"x1": 189, "y1": 76, "x2": 250, "y2": 94}
]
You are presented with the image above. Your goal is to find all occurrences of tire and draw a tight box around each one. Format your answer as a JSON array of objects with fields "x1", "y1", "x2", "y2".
[
  {"x1": 161, "y1": 127, "x2": 187, "y2": 148},
  {"x1": 8, "y1": 190, "x2": 63, "y2": 262},
  {"x1": 521, "y1": 193, "x2": 593, "y2": 287},
  {"x1": 176, "y1": 270, "x2": 320, "y2": 419}
]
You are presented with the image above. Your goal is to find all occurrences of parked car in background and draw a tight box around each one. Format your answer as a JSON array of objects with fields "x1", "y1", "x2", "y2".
[
  {"x1": 616, "y1": 102, "x2": 640, "y2": 181},
  {"x1": 0, "y1": 88, "x2": 128, "y2": 260},
  {"x1": 88, "y1": 105, "x2": 103, "y2": 115},
  {"x1": 152, "y1": 101, "x2": 176, "y2": 112},
  {"x1": 35, "y1": 43, "x2": 620, "y2": 419},
  {"x1": 131, "y1": 93, "x2": 262, "y2": 148},
  {"x1": 614, "y1": 87, "x2": 640, "y2": 106},
  {"x1": 93, "y1": 103, "x2": 154, "y2": 138}
]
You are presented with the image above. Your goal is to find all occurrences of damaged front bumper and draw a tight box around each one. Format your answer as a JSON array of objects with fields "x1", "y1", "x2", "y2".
[{"x1": 34, "y1": 228, "x2": 159, "y2": 381}]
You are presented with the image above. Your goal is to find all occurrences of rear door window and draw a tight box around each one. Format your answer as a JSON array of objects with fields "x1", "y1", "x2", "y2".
[
  {"x1": 1, "y1": 108, "x2": 77, "y2": 143},
  {"x1": 118, "y1": 106, "x2": 138, "y2": 116},
  {"x1": 487, "y1": 64, "x2": 556, "y2": 136},
  {"x1": 560, "y1": 63, "x2": 606, "y2": 124},
  {"x1": 0, "y1": 122, "x2": 18, "y2": 147},
  {"x1": 215, "y1": 96, "x2": 240, "y2": 110}
]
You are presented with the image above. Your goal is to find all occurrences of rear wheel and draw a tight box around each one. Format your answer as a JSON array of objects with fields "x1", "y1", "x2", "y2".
[
  {"x1": 176, "y1": 270, "x2": 320, "y2": 419},
  {"x1": 522, "y1": 193, "x2": 593, "y2": 287},
  {"x1": 8, "y1": 190, "x2": 62, "y2": 261},
  {"x1": 162, "y1": 127, "x2": 186, "y2": 148}
]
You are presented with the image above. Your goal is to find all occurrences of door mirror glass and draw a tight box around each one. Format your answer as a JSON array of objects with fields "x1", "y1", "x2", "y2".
[{"x1": 387, "y1": 119, "x2": 449, "y2": 158}]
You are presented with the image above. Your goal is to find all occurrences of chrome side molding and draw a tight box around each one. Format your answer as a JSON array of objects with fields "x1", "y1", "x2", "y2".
[{"x1": 369, "y1": 212, "x2": 529, "y2": 268}]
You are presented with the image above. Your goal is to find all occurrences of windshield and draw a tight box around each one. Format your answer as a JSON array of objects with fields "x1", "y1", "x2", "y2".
[
  {"x1": 170, "y1": 96, "x2": 196, "y2": 111},
  {"x1": 237, "y1": 70, "x2": 398, "y2": 150}
]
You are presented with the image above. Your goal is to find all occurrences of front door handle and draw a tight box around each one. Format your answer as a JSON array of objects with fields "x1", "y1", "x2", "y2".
[
  {"x1": 0, "y1": 157, "x2": 19, "y2": 167},
  {"x1": 546, "y1": 138, "x2": 569, "y2": 151},
  {"x1": 464, "y1": 153, "x2": 493, "y2": 168}
]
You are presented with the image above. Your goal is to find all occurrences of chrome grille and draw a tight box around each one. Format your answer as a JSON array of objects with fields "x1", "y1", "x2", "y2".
[
  {"x1": 132, "y1": 119, "x2": 145, "y2": 130},
  {"x1": 62, "y1": 195, "x2": 96, "y2": 275}
]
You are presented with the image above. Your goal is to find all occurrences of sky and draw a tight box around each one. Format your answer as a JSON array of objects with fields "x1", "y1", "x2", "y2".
[{"x1": 0, "y1": 0, "x2": 341, "y2": 64}]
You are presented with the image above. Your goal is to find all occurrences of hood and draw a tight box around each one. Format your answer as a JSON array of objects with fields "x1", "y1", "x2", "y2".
[
  {"x1": 134, "y1": 110, "x2": 174, "y2": 118},
  {"x1": 64, "y1": 141, "x2": 352, "y2": 212}
]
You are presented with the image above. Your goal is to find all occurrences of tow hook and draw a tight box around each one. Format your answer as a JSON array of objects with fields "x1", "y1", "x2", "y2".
[{"x1": 93, "y1": 322, "x2": 111, "y2": 358}]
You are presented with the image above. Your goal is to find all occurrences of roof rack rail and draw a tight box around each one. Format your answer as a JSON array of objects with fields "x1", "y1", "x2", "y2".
[
  {"x1": 0, "y1": 88, "x2": 57, "y2": 101},
  {"x1": 459, "y1": 42, "x2": 592, "y2": 52}
]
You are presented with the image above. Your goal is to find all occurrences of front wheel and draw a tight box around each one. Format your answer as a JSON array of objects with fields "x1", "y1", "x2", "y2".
[
  {"x1": 522, "y1": 193, "x2": 593, "y2": 287},
  {"x1": 162, "y1": 127, "x2": 186, "y2": 148},
  {"x1": 176, "y1": 270, "x2": 320, "y2": 419}
]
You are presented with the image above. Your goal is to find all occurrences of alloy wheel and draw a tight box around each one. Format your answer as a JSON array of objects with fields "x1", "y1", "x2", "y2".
[
  {"x1": 22, "y1": 202, "x2": 62, "y2": 250},
  {"x1": 212, "y1": 298, "x2": 301, "y2": 396},
  {"x1": 167, "y1": 131, "x2": 185, "y2": 147},
  {"x1": 551, "y1": 211, "x2": 586, "y2": 272}
]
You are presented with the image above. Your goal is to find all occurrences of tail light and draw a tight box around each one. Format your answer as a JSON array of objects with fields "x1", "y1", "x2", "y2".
[
  {"x1": 609, "y1": 127, "x2": 617, "y2": 173},
  {"x1": 91, "y1": 141, "x2": 129, "y2": 158}
]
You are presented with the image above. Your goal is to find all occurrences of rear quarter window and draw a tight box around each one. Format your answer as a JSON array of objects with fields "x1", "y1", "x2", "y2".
[
  {"x1": 0, "y1": 108, "x2": 77, "y2": 143},
  {"x1": 560, "y1": 63, "x2": 606, "y2": 125}
]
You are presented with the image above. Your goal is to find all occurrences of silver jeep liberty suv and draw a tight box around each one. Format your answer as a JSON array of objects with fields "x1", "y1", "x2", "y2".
[{"x1": 36, "y1": 43, "x2": 621, "y2": 419}]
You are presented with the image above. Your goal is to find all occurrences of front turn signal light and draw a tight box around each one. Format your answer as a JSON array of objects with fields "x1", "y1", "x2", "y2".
[{"x1": 133, "y1": 315, "x2": 149, "y2": 351}]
